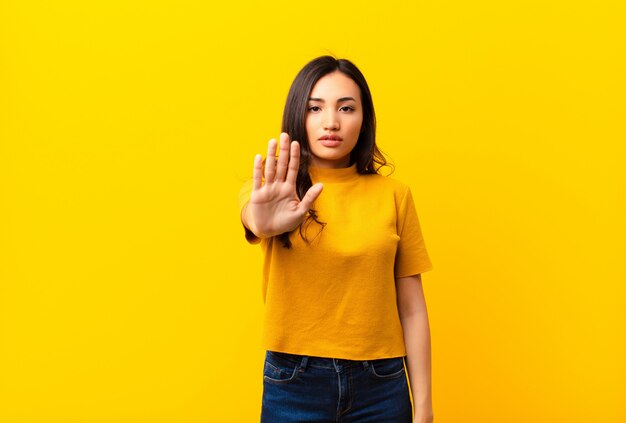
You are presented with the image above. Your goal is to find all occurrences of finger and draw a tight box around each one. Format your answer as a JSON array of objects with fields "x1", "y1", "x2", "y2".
[
  {"x1": 252, "y1": 154, "x2": 262, "y2": 191},
  {"x1": 274, "y1": 132, "x2": 291, "y2": 182},
  {"x1": 264, "y1": 138, "x2": 277, "y2": 183},
  {"x1": 298, "y1": 183, "x2": 323, "y2": 212},
  {"x1": 286, "y1": 140, "x2": 300, "y2": 185}
]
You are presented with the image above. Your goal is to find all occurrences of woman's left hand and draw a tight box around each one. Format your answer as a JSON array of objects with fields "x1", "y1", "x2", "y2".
[{"x1": 413, "y1": 407, "x2": 434, "y2": 423}]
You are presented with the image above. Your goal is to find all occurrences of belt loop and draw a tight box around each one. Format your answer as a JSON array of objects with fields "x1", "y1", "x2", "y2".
[
  {"x1": 362, "y1": 360, "x2": 370, "y2": 370},
  {"x1": 299, "y1": 356, "x2": 309, "y2": 372}
]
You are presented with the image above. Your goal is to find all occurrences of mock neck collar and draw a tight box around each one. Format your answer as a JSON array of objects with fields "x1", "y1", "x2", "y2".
[{"x1": 309, "y1": 163, "x2": 359, "y2": 183}]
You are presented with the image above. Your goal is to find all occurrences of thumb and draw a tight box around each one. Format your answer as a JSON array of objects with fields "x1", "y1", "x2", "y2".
[{"x1": 298, "y1": 183, "x2": 323, "y2": 212}]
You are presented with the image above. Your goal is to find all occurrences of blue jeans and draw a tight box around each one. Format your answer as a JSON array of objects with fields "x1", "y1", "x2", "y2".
[{"x1": 261, "y1": 350, "x2": 412, "y2": 422}]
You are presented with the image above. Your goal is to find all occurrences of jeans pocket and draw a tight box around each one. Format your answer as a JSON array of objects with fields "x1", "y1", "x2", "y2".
[
  {"x1": 263, "y1": 351, "x2": 301, "y2": 384},
  {"x1": 368, "y1": 357, "x2": 406, "y2": 379}
]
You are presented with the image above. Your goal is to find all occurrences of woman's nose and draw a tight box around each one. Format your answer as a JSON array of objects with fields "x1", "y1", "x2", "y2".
[{"x1": 324, "y1": 111, "x2": 339, "y2": 130}]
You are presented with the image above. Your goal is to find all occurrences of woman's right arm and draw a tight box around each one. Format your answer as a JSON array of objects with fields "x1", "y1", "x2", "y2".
[{"x1": 241, "y1": 132, "x2": 323, "y2": 239}]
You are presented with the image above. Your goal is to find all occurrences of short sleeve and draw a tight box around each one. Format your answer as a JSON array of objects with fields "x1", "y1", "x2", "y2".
[
  {"x1": 394, "y1": 186, "x2": 433, "y2": 277},
  {"x1": 238, "y1": 179, "x2": 261, "y2": 244}
]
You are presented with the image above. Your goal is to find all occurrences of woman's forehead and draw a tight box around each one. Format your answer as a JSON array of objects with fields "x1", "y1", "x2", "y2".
[{"x1": 309, "y1": 71, "x2": 361, "y2": 101}]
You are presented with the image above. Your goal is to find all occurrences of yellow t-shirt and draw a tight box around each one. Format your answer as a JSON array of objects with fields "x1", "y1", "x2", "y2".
[{"x1": 238, "y1": 164, "x2": 433, "y2": 360}]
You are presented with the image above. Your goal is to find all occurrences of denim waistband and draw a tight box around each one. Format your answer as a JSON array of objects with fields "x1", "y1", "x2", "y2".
[{"x1": 267, "y1": 350, "x2": 405, "y2": 372}]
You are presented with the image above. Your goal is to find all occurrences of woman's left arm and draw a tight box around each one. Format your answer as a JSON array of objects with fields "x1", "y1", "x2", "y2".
[{"x1": 396, "y1": 274, "x2": 434, "y2": 423}]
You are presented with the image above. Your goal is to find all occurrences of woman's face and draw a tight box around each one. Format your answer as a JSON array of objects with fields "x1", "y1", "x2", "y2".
[{"x1": 305, "y1": 71, "x2": 363, "y2": 168}]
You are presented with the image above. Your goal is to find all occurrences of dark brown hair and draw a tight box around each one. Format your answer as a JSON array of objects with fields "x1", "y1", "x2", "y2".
[{"x1": 278, "y1": 55, "x2": 390, "y2": 248}]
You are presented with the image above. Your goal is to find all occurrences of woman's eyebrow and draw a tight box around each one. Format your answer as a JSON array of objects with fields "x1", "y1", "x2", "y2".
[{"x1": 308, "y1": 96, "x2": 357, "y2": 103}]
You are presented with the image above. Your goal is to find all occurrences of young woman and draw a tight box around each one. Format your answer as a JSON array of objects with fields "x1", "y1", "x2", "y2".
[{"x1": 239, "y1": 56, "x2": 434, "y2": 423}]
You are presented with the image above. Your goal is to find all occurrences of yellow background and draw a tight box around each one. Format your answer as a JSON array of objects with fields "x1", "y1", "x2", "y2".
[{"x1": 1, "y1": 0, "x2": 625, "y2": 422}]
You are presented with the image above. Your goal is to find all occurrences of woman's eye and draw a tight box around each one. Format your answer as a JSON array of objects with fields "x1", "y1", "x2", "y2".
[
  {"x1": 340, "y1": 106, "x2": 355, "y2": 112},
  {"x1": 307, "y1": 106, "x2": 321, "y2": 112}
]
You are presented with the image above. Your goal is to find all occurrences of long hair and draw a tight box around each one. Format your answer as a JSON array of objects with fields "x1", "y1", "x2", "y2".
[{"x1": 277, "y1": 56, "x2": 389, "y2": 248}]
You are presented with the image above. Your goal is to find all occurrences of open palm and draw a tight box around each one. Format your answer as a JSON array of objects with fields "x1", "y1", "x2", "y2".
[{"x1": 245, "y1": 132, "x2": 323, "y2": 239}]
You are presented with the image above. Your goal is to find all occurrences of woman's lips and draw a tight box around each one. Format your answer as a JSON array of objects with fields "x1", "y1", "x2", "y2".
[
  {"x1": 319, "y1": 135, "x2": 342, "y2": 147},
  {"x1": 319, "y1": 139, "x2": 341, "y2": 147}
]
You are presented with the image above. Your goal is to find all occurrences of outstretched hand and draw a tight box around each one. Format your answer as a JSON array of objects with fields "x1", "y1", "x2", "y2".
[{"x1": 243, "y1": 132, "x2": 324, "y2": 239}]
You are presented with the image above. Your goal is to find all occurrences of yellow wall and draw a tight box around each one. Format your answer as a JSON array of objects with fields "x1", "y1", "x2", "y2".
[{"x1": 1, "y1": 1, "x2": 624, "y2": 422}]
